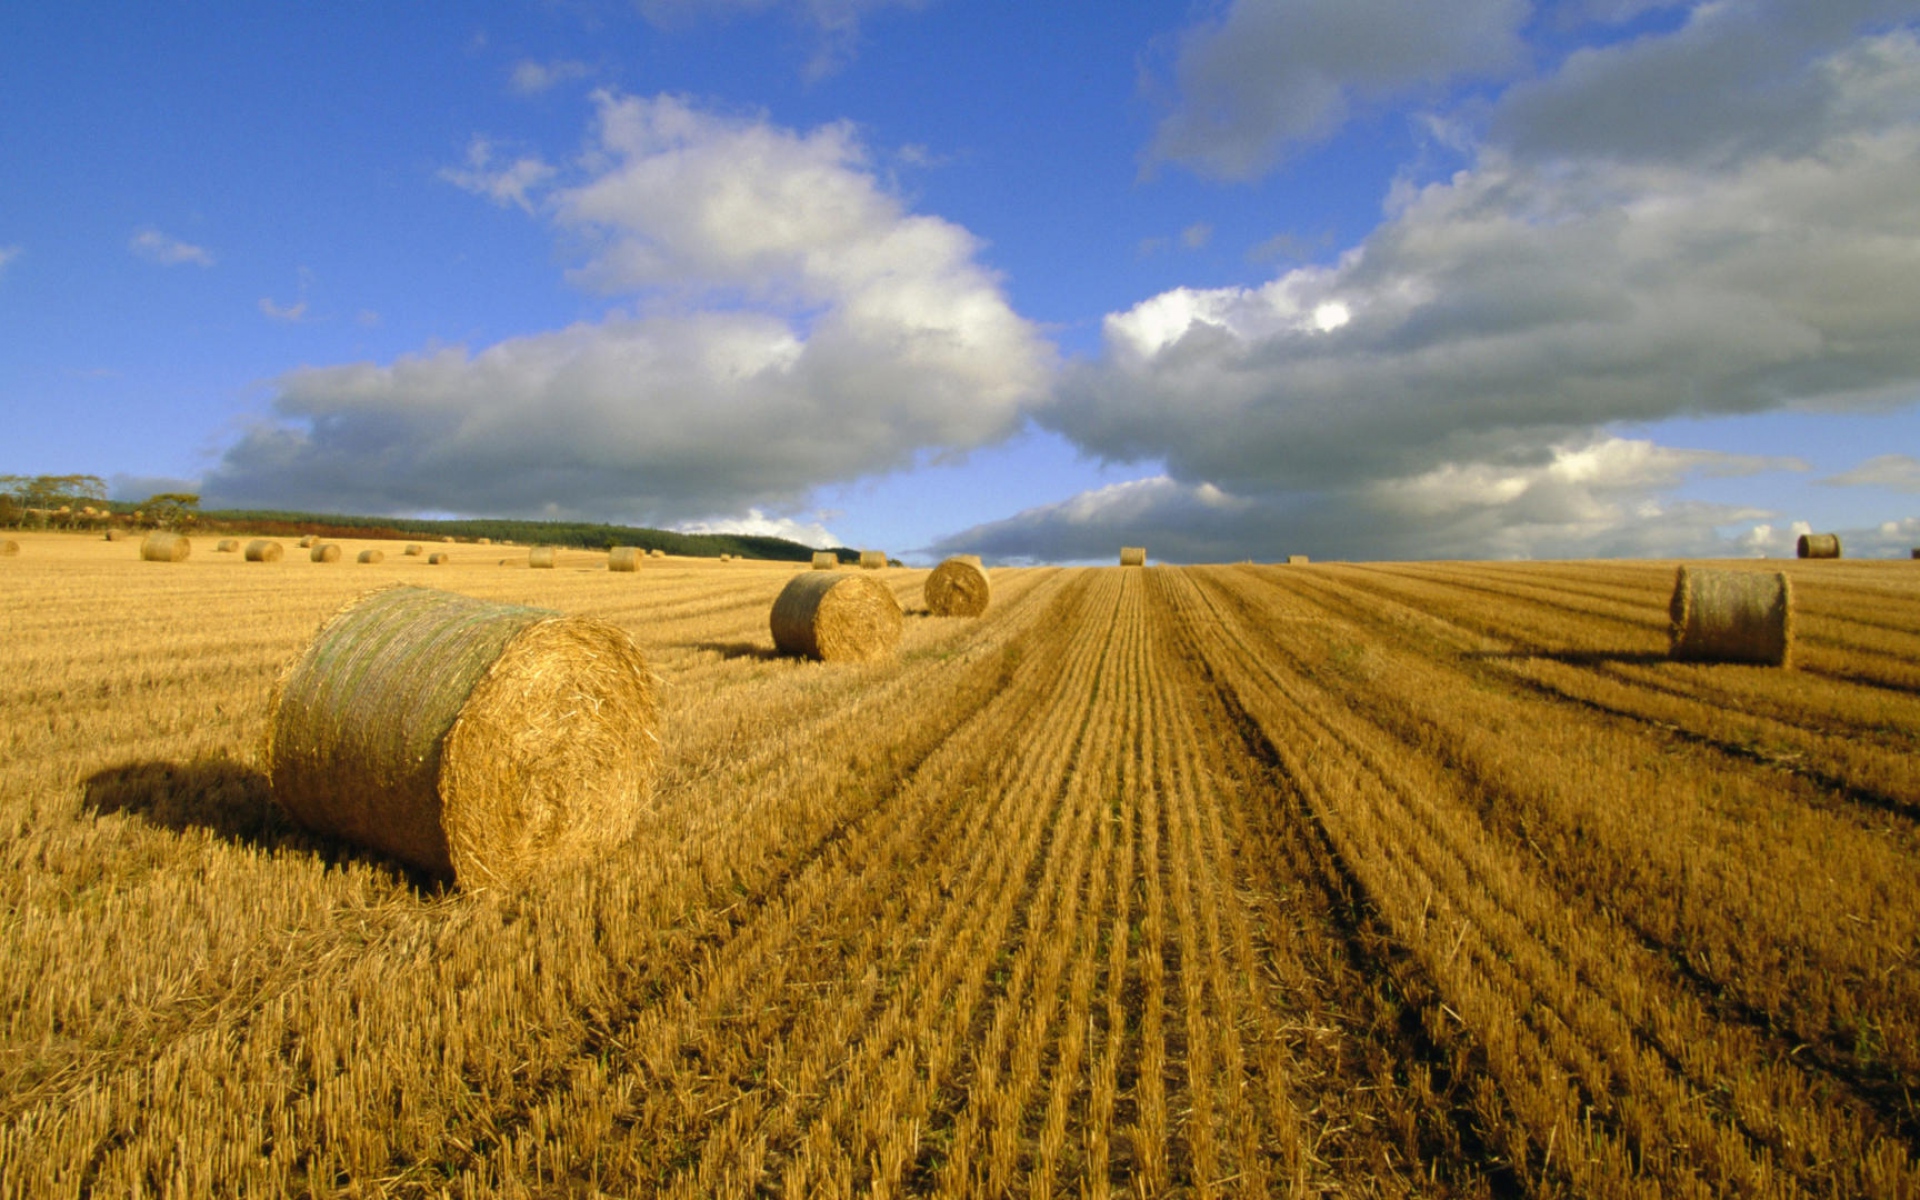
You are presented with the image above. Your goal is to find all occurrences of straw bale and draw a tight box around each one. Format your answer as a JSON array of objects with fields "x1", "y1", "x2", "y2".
[
  {"x1": 1286, "y1": 554, "x2": 1309, "y2": 565},
  {"x1": 649, "y1": 548, "x2": 665, "y2": 557},
  {"x1": 311, "y1": 543, "x2": 342, "y2": 563},
  {"x1": 442, "y1": 536, "x2": 455, "y2": 543},
  {"x1": 477, "y1": 537, "x2": 492, "y2": 546},
  {"x1": 719, "y1": 553, "x2": 733, "y2": 563},
  {"x1": 859, "y1": 550, "x2": 887, "y2": 570},
  {"x1": 608, "y1": 546, "x2": 644, "y2": 572},
  {"x1": 1669, "y1": 566, "x2": 1792, "y2": 667},
  {"x1": 0, "y1": 540, "x2": 17, "y2": 556},
  {"x1": 812, "y1": 551, "x2": 838, "y2": 569},
  {"x1": 298, "y1": 535, "x2": 316, "y2": 548},
  {"x1": 428, "y1": 552, "x2": 450, "y2": 565},
  {"x1": 528, "y1": 546, "x2": 557, "y2": 569},
  {"x1": 245, "y1": 539, "x2": 284, "y2": 563},
  {"x1": 141, "y1": 532, "x2": 191, "y2": 563},
  {"x1": 265, "y1": 585, "x2": 660, "y2": 889},
  {"x1": 925, "y1": 556, "x2": 991, "y2": 617},
  {"x1": 1120, "y1": 546, "x2": 1146, "y2": 566},
  {"x1": 770, "y1": 571, "x2": 903, "y2": 662},
  {"x1": 404, "y1": 544, "x2": 423, "y2": 556},
  {"x1": 103, "y1": 529, "x2": 127, "y2": 541},
  {"x1": 1797, "y1": 532, "x2": 1841, "y2": 559},
  {"x1": 217, "y1": 539, "x2": 240, "y2": 552},
  {"x1": 356, "y1": 549, "x2": 384, "y2": 564}
]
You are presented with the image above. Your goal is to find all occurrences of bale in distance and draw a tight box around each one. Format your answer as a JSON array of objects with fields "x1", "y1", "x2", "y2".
[
  {"x1": 1120, "y1": 546, "x2": 1147, "y2": 567},
  {"x1": 265, "y1": 585, "x2": 661, "y2": 890},
  {"x1": 404, "y1": 544, "x2": 423, "y2": 556},
  {"x1": 141, "y1": 532, "x2": 191, "y2": 563},
  {"x1": 859, "y1": 550, "x2": 887, "y2": 570},
  {"x1": 477, "y1": 537, "x2": 492, "y2": 546},
  {"x1": 356, "y1": 549, "x2": 385, "y2": 564},
  {"x1": 298, "y1": 535, "x2": 316, "y2": 548},
  {"x1": 103, "y1": 529, "x2": 127, "y2": 541},
  {"x1": 217, "y1": 539, "x2": 240, "y2": 553},
  {"x1": 311, "y1": 543, "x2": 342, "y2": 563},
  {"x1": 1797, "y1": 533, "x2": 1842, "y2": 559},
  {"x1": 608, "y1": 546, "x2": 643, "y2": 572},
  {"x1": 245, "y1": 539, "x2": 284, "y2": 563},
  {"x1": 1286, "y1": 554, "x2": 1310, "y2": 565},
  {"x1": 719, "y1": 553, "x2": 733, "y2": 563},
  {"x1": 442, "y1": 536, "x2": 455, "y2": 544},
  {"x1": 1669, "y1": 566, "x2": 1792, "y2": 667},
  {"x1": 771, "y1": 571, "x2": 903, "y2": 663},
  {"x1": 649, "y1": 548, "x2": 665, "y2": 558},
  {"x1": 811, "y1": 551, "x2": 838, "y2": 570},
  {"x1": 925, "y1": 556, "x2": 991, "y2": 618},
  {"x1": 0, "y1": 539, "x2": 18, "y2": 557},
  {"x1": 528, "y1": 546, "x2": 557, "y2": 569},
  {"x1": 428, "y1": 552, "x2": 450, "y2": 565}
]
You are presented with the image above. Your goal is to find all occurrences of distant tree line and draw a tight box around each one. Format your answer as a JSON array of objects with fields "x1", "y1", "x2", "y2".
[{"x1": 0, "y1": 475, "x2": 200, "y2": 530}]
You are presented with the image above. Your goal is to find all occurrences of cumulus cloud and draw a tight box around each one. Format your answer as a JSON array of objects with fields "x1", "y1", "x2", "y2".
[
  {"x1": 1057, "y1": 27, "x2": 1920, "y2": 513},
  {"x1": 206, "y1": 93, "x2": 1051, "y2": 523},
  {"x1": 129, "y1": 228, "x2": 214, "y2": 267},
  {"x1": 1819, "y1": 453, "x2": 1920, "y2": 492},
  {"x1": 1146, "y1": 0, "x2": 1529, "y2": 180},
  {"x1": 510, "y1": 58, "x2": 592, "y2": 94},
  {"x1": 439, "y1": 136, "x2": 556, "y2": 212},
  {"x1": 934, "y1": 438, "x2": 1797, "y2": 563},
  {"x1": 676, "y1": 507, "x2": 842, "y2": 546}
]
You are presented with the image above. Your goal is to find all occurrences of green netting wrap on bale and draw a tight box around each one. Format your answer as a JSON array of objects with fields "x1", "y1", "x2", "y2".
[
  {"x1": 1797, "y1": 533, "x2": 1841, "y2": 559},
  {"x1": 265, "y1": 585, "x2": 661, "y2": 890},
  {"x1": 608, "y1": 547, "x2": 643, "y2": 572},
  {"x1": 1669, "y1": 566, "x2": 1793, "y2": 667},
  {"x1": 924, "y1": 556, "x2": 990, "y2": 617},
  {"x1": 770, "y1": 571, "x2": 902, "y2": 662},
  {"x1": 141, "y1": 532, "x2": 191, "y2": 562},
  {"x1": 245, "y1": 539, "x2": 284, "y2": 562}
]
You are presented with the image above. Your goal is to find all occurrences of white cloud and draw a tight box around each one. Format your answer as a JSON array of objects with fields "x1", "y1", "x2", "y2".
[
  {"x1": 1819, "y1": 453, "x2": 1920, "y2": 492},
  {"x1": 510, "y1": 58, "x2": 592, "y2": 94},
  {"x1": 258, "y1": 296, "x2": 307, "y2": 322},
  {"x1": 1146, "y1": 0, "x2": 1529, "y2": 180},
  {"x1": 207, "y1": 93, "x2": 1051, "y2": 524},
  {"x1": 676, "y1": 507, "x2": 842, "y2": 546},
  {"x1": 1180, "y1": 222, "x2": 1213, "y2": 250},
  {"x1": 129, "y1": 228, "x2": 214, "y2": 267},
  {"x1": 439, "y1": 136, "x2": 556, "y2": 212}
]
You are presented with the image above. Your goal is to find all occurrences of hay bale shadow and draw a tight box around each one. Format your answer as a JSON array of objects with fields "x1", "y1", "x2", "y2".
[
  {"x1": 692, "y1": 640, "x2": 782, "y2": 661},
  {"x1": 1463, "y1": 649, "x2": 1669, "y2": 667},
  {"x1": 81, "y1": 759, "x2": 446, "y2": 891}
]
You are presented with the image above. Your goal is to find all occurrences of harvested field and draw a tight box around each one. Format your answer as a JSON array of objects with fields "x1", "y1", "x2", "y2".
[{"x1": 1, "y1": 531, "x2": 1917, "y2": 1197}]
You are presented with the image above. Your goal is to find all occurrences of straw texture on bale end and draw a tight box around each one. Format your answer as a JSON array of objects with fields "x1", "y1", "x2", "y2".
[
  {"x1": 608, "y1": 546, "x2": 643, "y2": 572},
  {"x1": 1669, "y1": 566, "x2": 1793, "y2": 667},
  {"x1": 311, "y1": 543, "x2": 342, "y2": 563},
  {"x1": 1120, "y1": 546, "x2": 1147, "y2": 567},
  {"x1": 265, "y1": 585, "x2": 661, "y2": 890},
  {"x1": 925, "y1": 556, "x2": 991, "y2": 618},
  {"x1": 404, "y1": 544, "x2": 423, "y2": 556},
  {"x1": 1797, "y1": 532, "x2": 1842, "y2": 559},
  {"x1": 528, "y1": 546, "x2": 557, "y2": 569},
  {"x1": 298, "y1": 535, "x2": 316, "y2": 548},
  {"x1": 358, "y1": 549, "x2": 385, "y2": 564},
  {"x1": 771, "y1": 571, "x2": 903, "y2": 663},
  {"x1": 0, "y1": 540, "x2": 18, "y2": 557},
  {"x1": 428, "y1": 552, "x2": 450, "y2": 565},
  {"x1": 216, "y1": 539, "x2": 240, "y2": 553},
  {"x1": 141, "y1": 532, "x2": 191, "y2": 563},
  {"x1": 857, "y1": 550, "x2": 887, "y2": 570},
  {"x1": 245, "y1": 539, "x2": 284, "y2": 563},
  {"x1": 811, "y1": 551, "x2": 837, "y2": 570}
]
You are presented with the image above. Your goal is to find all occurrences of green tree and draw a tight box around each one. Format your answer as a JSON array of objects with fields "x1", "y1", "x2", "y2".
[{"x1": 142, "y1": 492, "x2": 201, "y2": 529}]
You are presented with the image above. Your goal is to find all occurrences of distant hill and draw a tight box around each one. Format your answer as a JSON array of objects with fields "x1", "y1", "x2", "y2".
[{"x1": 197, "y1": 507, "x2": 852, "y2": 563}]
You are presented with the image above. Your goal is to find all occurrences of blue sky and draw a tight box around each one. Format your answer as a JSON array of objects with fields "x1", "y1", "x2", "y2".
[{"x1": 4, "y1": 1, "x2": 1918, "y2": 562}]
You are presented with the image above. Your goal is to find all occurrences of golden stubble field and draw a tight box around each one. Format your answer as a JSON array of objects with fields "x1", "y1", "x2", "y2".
[{"x1": 2, "y1": 531, "x2": 1918, "y2": 1198}]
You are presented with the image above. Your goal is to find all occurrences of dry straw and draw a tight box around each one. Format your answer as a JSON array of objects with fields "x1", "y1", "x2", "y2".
[
  {"x1": 1669, "y1": 566, "x2": 1793, "y2": 667},
  {"x1": 298, "y1": 535, "x2": 316, "y2": 548},
  {"x1": 358, "y1": 549, "x2": 385, "y2": 564},
  {"x1": 311, "y1": 543, "x2": 342, "y2": 563},
  {"x1": 1797, "y1": 533, "x2": 1842, "y2": 559},
  {"x1": 442, "y1": 536, "x2": 455, "y2": 543},
  {"x1": 428, "y1": 552, "x2": 450, "y2": 565},
  {"x1": 811, "y1": 551, "x2": 838, "y2": 570},
  {"x1": 925, "y1": 556, "x2": 991, "y2": 617},
  {"x1": 404, "y1": 544, "x2": 423, "y2": 556},
  {"x1": 141, "y1": 532, "x2": 191, "y2": 563},
  {"x1": 529, "y1": 546, "x2": 557, "y2": 569},
  {"x1": 859, "y1": 550, "x2": 887, "y2": 570},
  {"x1": 245, "y1": 539, "x2": 284, "y2": 563},
  {"x1": 608, "y1": 546, "x2": 643, "y2": 572},
  {"x1": 265, "y1": 585, "x2": 660, "y2": 889},
  {"x1": 0, "y1": 539, "x2": 18, "y2": 557},
  {"x1": 477, "y1": 537, "x2": 492, "y2": 546},
  {"x1": 1286, "y1": 554, "x2": 1310, "y2": 565},
  {"x1": 103, "y1": 529, "x2": 127, "y2": 541},
  {"x1": 217, "y1": 539, "x2": 240, "y2": 553},
  {"x1": 771, "y1": 571, "x2": 903, "y2": 662},
  {"x1": 1120, "y1": 546, "x2": 1146, "y2": 566},
  {"x1": 649, "y1": 548, "x2": 665, "y2": 558}
]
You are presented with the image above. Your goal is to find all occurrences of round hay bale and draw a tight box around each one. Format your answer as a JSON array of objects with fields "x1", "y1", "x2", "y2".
[
  {"x1": 141, "y1": 532, "x2": 191, "y2": 563},
  {"x1": 811, "y1": 551, "x2": 838, "y2": 570},
  {"x1": 216, "y1": 539, "x2": 240, "y2": 552},
  {"x1": 245, "y1": 539, "x2": 284, "y2": 563},
  {"x1": 1286, "y1": 554, "x2": 1310, "y2": 565},
  {"x1": 0, "y1": 539, "x2": 18, "y2": 557},
  {"x1": 442, "y1": 536, "x2": 455, "y2": 544},
  {"x1": 265, "y1": 585, "x2": 660, "y2": 889},
  {"x1": 649, "y1": 548, "x2": 665, "y2": 558},
  {"x1": 1797, "y1": 532, "x2": 1841, "y2": 559},
  {"x1": 858, "y1": 550, "x2": 887, "y2": 570},
  {"x1": 608, "y1": 546, "x2": 643, "y2": 572},
  {"x1": 358, "y1": 549, "x2": 385, "y2": 564},
  {"x1": 311, "y1": 543, "x2": 342, "y2": 563},
  {"x1": 925, "y1": 556, "x2": 991, "y2": 617},
  {"x1": 404, "y1": 544, "x2": 423, "y2": 556},
  {"x1": 298, "y1": 535, "x2": 316, "y2": 548},
  {"x1": 477, "y1": 537, "x2": 492, "y2": 546},
  {"x1": 428, "y1": 552, "x2": 450, "y2": 565},
  {"x1": 103, "y1": 529, "x2": 127, "y2": 541},
  {"x1": 771, "y1": 571, "x2": 903, "y2": 662},
  {"x1": 1120, "y1": 546, "x2": 1146, "y2": 567},
  {"x1": 528, "y1": 546, "x2": 557, "y2": 569},
  {"x1": 1669, "y1": 566, "x2": 1792, "y2": 667}
]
